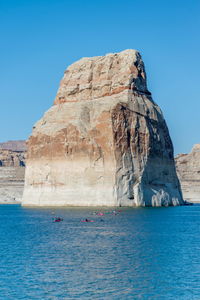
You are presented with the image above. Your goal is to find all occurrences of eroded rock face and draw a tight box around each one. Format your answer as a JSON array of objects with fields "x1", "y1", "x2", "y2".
[
  {"x1": 0, "y1": 144, "x2": 26, "y2": 203},
  {"x1": 175, "y1": 144, "x2": 200, "y2": 203},
  {"x1": 0, "y1": 166, "x2": 25, "y2": 203},
  {"x1": 0, "y1": 149, "x2": 26, "y2": 167},
  {"x1": 22, "y1": 49, "x2": 183, "y2": 206}
]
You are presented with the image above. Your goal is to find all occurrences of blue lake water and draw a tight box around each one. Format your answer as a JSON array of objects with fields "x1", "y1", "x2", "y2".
[{"x1": 0, "y1": 204, "x2": 200, "y2": 299}]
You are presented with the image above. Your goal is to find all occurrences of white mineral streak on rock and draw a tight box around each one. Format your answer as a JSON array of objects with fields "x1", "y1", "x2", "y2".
[
  {"x1": 175, "y1": 144, "x2": 200, "y2": 203},
  {"x1": 22, "y1": 49, "x2": 184, "y2": 206}
]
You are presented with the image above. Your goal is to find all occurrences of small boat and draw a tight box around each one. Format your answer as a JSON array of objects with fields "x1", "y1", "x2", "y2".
[
  {"x1": 81, "y1": 218, "x2": 94, "y2": 223},
  {"x1": 97, "y1": 212, "x2": 104, "y2": 216},
  {"x1": 53, "y1": 217, "x2": 63, "y2": 222}
]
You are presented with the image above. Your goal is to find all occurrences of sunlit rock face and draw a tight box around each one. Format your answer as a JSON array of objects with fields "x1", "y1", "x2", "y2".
[
  {"x1": 22, "y1": 49, "x2": 183, "y2": 206},
  {"x1": 175, "y1": 144, "x2": 200, "y2": 203}
]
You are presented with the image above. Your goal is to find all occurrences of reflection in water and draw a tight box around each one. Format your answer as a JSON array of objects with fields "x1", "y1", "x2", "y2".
[{"x1": 0, "y1": 205, "x2": 200, "y2": 299}]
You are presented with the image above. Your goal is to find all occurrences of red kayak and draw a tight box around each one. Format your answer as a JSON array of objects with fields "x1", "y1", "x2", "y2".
[{"x1": 53, "y1": 217, "x2": 63, "y2": 222}]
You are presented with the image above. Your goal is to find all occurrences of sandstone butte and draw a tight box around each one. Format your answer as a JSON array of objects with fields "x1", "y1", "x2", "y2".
[
  {"x1": 22, "y1": 49, "x2": 184, "y2": 207},
  {"x1": 175, "y1": 144, "x2": 200, "y2": 203}
]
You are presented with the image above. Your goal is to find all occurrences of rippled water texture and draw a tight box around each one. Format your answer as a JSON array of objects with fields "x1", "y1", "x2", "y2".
[{"x1": 0, "y1": 205, "x2": 200, "y2": 299}]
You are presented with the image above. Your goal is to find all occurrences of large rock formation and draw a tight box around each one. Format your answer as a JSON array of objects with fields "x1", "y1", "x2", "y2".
[
  {"x1": 22, "y1": 49, "x2": 184, "y2": 207},
  {"x1": 175, "y1": 144, "x2": 200, "y2": 203},
  {"x1": 0, "y1": 143, "x2": 26, "y2": 203}
]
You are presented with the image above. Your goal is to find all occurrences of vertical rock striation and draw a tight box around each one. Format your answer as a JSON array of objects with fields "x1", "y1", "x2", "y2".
[
  {"x1": 175, "y1": 144, "x2": 200, "y2": 203},
  {"x1": 22, "y1": 49, "x2": 183, "y2": 206}
]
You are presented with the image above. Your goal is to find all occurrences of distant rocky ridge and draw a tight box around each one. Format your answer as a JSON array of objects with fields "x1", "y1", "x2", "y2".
[
  {"x1": 175, "y1": 144, "x2": 200, "y2": 203},
  {"x1": 22, "y1": 49, "x2": 184, "y2": 207},
  {"x1": 0, "y1": 140, "x2": 26, "y2": 203},
  {"x1": 0, "y1": 140, "x2": 27, "y2": 152}
]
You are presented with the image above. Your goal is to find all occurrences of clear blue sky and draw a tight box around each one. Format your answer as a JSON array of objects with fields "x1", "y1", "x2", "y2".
[{"x1": 0, "y1": 0, "x2": 199, "y2": 154}]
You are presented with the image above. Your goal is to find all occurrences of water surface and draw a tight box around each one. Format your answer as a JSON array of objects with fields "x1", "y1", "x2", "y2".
[{"x1": 0, "y1": 205, "x2": 200, "y2": 299}]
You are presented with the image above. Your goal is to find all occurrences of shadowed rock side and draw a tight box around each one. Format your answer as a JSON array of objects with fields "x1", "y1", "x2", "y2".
[
  {"x1": 175, "y1": 144, "x2": 200, "y2": 203},
  {"x1": 112, "y1": 99, "x2": 182, "y2": 206},
  {"x1": 22, "y1": 49, "x2": 183, "y2": 206}
]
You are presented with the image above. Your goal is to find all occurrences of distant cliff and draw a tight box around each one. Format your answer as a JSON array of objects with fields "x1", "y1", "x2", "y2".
[
  {"x1": 0, "y1": 141, "x2": 26, "y2": 203},
  {"x1": 175, "y1": 144, "x2": 200, "y2": 203},
  {"x1": 0, "y1": 140, "x2": 27, "y2": 152},
  {"x1": 22, "y1": 49, "x2": 183, "y2": 207}
]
